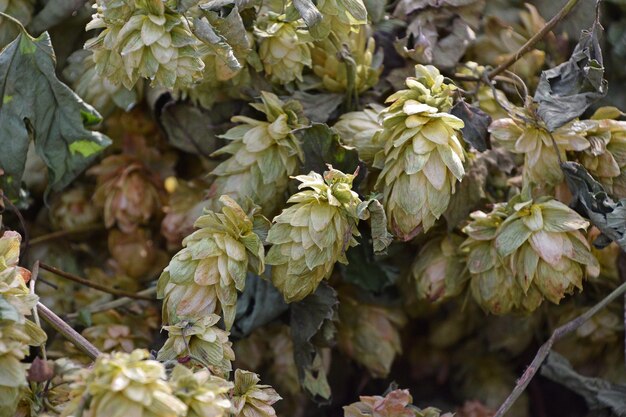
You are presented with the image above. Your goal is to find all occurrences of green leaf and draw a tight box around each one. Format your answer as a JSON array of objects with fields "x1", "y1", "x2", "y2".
[
  {"x1": 0, "y1": 29, "x2": 111, "y2": 198},
  {"x1": 292, "y1": 0, "x2": 322, "y2": 30},
  {"x1": 341, "y1": 236, "x2": 399, "y2": 293},
  {"x1": 295, "y1": 123, "x2": 363, "y2": 187},
  {"x1": 231, "y1": 269, "x2": 289, "y2": 339},
  {"x1": 450, "y1": 100, "x2": 492, "y2": 152},
  {"x1": 541, "y1": 352, "x2": 626, "y2": 415},
  {"x1": 534, "y1": 12, "x2": 607, "y2": 131},
  {"x1": 290, "y1": 282, "x2": 338, "y2": 403},
  {"x1": 192, "y1": 13, "x2": 241, "y2": 73},
  {"x1": 159, "y1": 100, "x2": 221, "y2": 157},
  {"x1": 289, "y1": 91, "x2": 344, "y2": 123}
]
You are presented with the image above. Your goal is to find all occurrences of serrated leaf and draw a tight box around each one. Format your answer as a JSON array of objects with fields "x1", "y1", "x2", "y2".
[
  {"x1": 450, "y1": 100, "x2": 491, "y2": 152},
  {"x1": 0, "y1": 28, "x2": 111, "y2": 198},
  {"x1": 192, "y1": 15, "x2": 241, "y2": 73},
  {"x1": 290, "y1": 282, "x2": 338, "y2": 403},
  {"x1": 534, "y1": 13, "x2": 607, "y2": 131},
  {"x1": 292, "y1": 0, "x2": 323, "y2": 29},
  {"x1": 231, "y1": 270, "x2": 289, "y2": 339}
]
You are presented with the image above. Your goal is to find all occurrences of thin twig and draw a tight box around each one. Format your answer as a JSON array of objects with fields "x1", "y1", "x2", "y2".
[
  {"x1": 494, "y1": 280, "x2": 626, "y2": 417},
  {"x1": 2, "y1": 194, "x2": 30, "y2": 264},
  {"x1": 488, "y1": 0, "x2": 582, "y2": 80},
  {"x1": 29, "y1": 261, "x2": 47, "y2": 361},
  {"x1": 39, "y1": 263, "x2": 154, "y2": 301},
  {"x1": 65, "y1": 287, "x2": 158, "y2": 319},
  {"x1": 36, "y1": 302, "x2": 102, "y2": 360},
  {"x1": 30, "y1": 225, "x2": 105, "y2": 246}
]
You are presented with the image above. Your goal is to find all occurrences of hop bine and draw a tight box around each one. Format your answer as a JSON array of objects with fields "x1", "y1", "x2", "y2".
[
  {"x1": 207, "y1": 92, "x2": 308, "y2": 217},
  {"x1": 157, "y1": 196, "x2": 265, "y2": 329},
  {"x1": 266, "y1": 167, "x2": 362, "y2": 302},
  {"x1": 375, "y1": 64, "x2": 466, "y2": 240}
]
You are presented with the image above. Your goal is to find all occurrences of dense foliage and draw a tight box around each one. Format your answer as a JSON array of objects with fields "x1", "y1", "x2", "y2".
[{"x1": 3, "y1": 0, "x2": 626, "y2": 416}]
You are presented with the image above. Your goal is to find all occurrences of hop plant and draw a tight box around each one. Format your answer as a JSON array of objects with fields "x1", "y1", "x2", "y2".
[
  {"x1": 157, "y1": 315, "x2": 235, "y2": 376},
  {"x1": 266, "y1": 167, "x2": 362, "y2": 302},
  {"x1": 489, "y1": 103, "x2": 590, "y2": 186},
  {"x1": 375, "y1": 64, "x2": 465, "y2": 239},
  {"x1": 62, "y1": 349, "x2": 187, "y2": 417},
  {"x1": 256, "y1": 14, "x2": 312, "y2": 84},
  {"x1": 410, "y1": 234, "x2": 468, "y2": 302},
  {"x1": 343, "y1": 389, "x2": 419, "y2": 417},
  {"x1": 337, "y1": 289, "x2": 406, "y2": 378},
  {"x1": 231, "y1": 369, "x2": 281, "y2": 417},
  {"x1": 334, "y1": 104, "x2": 384, "y2": 166},
  {"x1": 88, "y1": 154, "x2": 166, "y2": 233},
  {"x1": 169, "y1": 365, "x2": 232, "y2": 417},
  {"x1": 85, "y1": 0, "x2": 204, "y2": 89},
  {"x1": 207, "y1": 92, "x2": 308, "y2": 216},
  {"x1": 311, "y1": 27, "x2": 381, "y2": 94},
  {"x1": 0, "y1": 0, "x2": 34, "y2": 48},
  {"x1": 157, "y1": 196, "x2": 265, "y2": 329},
  {"x1": 63, "y1": 50, "x2": 141, "y2": 116}
]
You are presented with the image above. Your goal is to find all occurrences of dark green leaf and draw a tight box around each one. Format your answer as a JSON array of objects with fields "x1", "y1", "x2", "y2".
[
  {"x1": 28, "y1": 0, "x2": 85, "y2": 34},
  {"x1": 342, "y1": 236, "x2": 399, "y2": 293},
  {"x1": 192, "y1": 13, "x2": 242, "y2": 73},
  {"x1": 231, "y1": 269, "x2": 289, "y2": 339},
  {"x1": 160, "y1": 100, "x2": 220, "y2": 157},
  {"x1": 290, "y1": 282, "x2": 338, "y2": 403},
  {"x1": 450, "y1": 100, "x2": 491, "y2": 152},
  {"x1": 541, "y1": 352, "x2": 626, "y2": 416},
  {"x1": 290, "y1": 91, "x2": 344, "y2": 123},
  {"x1": 0, "y1": 29, "x2": 111, "y2": 198},
  {"x1": 534, "y1": 13, "x2": 607, "y2": 131},
  {"x1": 292, "y1": 0, "x2": 322, "y2": 30}
]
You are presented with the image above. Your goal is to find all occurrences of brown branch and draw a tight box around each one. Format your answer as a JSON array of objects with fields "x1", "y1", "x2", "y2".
[
  {"x1": 36, "y1": 302, "x2": 102, "y2": 360},
  {"x1": 30, "y1": 225, "x2": 105, "y2": 246},
  {"x1": 39, "y1": 263, "x2": 154, "y2": 301},
  {"x1": 65, "y1": 287, "x2": 158, "y2": 320},
  {"x1": 494, "y1": 279, "x2": 626, "y2": 417},
  {"x1": 488, "y1": 0, "x2": 582, "y2": 80}
]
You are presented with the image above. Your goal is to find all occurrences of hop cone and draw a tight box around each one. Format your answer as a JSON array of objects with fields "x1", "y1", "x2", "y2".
[
  {"x1": 169, "y1": 365, "x2": 232, "y2": 417},
  {"x1": 337, "y1": 290, "x2": 406, "y2": 378},
  {"x1": 231, "y1": 369, "x2": 281, "y2": 417},
  {"x1": 85, "y1": 0, "x2": 204, "y2": 89},
  {"x1": 461, "y1": 204, "x2": 542, "y2": 315},
  {"x1": 343, "y1": 389, "x2": 417, "y2": 417},
  {"x1": 157, "y1": 315, "x2": 235, "y2": 376},
  {"x1": 577, "y1": 114, "x2": 626, "y2": 198},
  {"x1": 311, "y1": 27, "x2": 381, "y2": 94},
  {"x1": 489, "y1": 105, "x2": 589, "y2": 186},
  {"x1": 62, "y1": 349, "x2": 187, "y2": 417},
  {"x1": 375, "y1": 64, "x2": 465, "y2": 239},
  {"x1": 88, "y1": 154, "x2": 166, "y2": 233},
  {"x1": 63, "y1": 49, "x2": 141, "y2": 116},
  {"x1": 314, "y1": 0, "x2": 367, "y2": 38},
  {"x1": 0, "y1": 0, "x2": 34, "y2": 48},
  {"x1": 157, "y1": 196, "x2": 265, "y2": 329},
  {"x1": 256, "y1": 14, "x2": 312, "y2": 84},
  {"x1": 411, "y1": 234, "x2": 468, "y2": 302},
  {"x1": 49, "y1": 185, "x2": 101, "y2": 232},
  {"x1": 207, "y1": 92, "x2": 308, "y2": 216},
  {"x1": 161, "y1": 179, "x2": 208, "y2": 249},
  {"x1": 334, "y1": 104, "x2": 384, "y2": 165},
  {"x1": 266, "y1": 167, "x2": 362, "y2": 302}
]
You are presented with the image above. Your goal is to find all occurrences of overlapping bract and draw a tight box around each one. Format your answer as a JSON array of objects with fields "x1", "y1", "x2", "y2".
[
  {"x1": 157, "y1": 196, "x2": 265, "y2": 329},
  {"x1": 334, "y1": 104, "x2": 384, "y2": 165},
  {"x1": 85, "y1": 0, "x2": 204, "y2": 89},
  {"x1": 231, "y1": 369, "x2": 281, "y2": 417},
  {"x1": 208, "y1": 92, "x2": 308, "y2": 216},
  {"x1": 169, "y1": 365, "x2": 232, "y2": 417},
  {"x1": 375, "y1": 64, "x2": 465, "y2": 239},
  {"x1": 266, "y1": 167, "x2": 362, "y2": 302},
  {"x1": 61, "y1": 349, "x2": 187, "y2": 417}
]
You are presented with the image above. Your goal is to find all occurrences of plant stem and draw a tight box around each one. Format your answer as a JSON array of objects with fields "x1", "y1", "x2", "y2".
[
  {"x1": 2, "y1": 194, "x2": 30, "y2": 264},
  {"x1": 488, "y1": 0, "x2": 582, "y2": 80},
  {"x1": 39, "y1": 263, "x2": 154, "y2": 301},
  {"x1": 30, "y1": 225, "x2": 105, "y2": 246},
  {"x1": 65, "y1": 287, "x2": 158, "y2": 319},
  {"x1": 37, "y1": 302, "x2": 102, "y2": 360},
  {"x1": 29, "y1": 261, "x2": 47, "y2": 361},
  {"x1": 494, "y1": 279, "x2": 626, "y2": 417}
]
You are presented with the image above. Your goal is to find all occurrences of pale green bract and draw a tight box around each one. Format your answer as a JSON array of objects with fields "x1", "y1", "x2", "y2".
[
  {"x1": 266, "y1": 167, "x2": 362, "y2": 302},
  {"x1": 231, "y1": 369, "x2": 281, "y2": 417},
  {"x1": 169, "y1": 365, "x2": 233, "y2": 417},
  {"x1": 333, "y1": 104, "x2": 384, "y2": 165}
]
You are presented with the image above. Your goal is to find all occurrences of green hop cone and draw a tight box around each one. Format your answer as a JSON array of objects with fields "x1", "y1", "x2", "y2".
[
  {"x1": 0, "y1": 324, "x2": 32, "y2": 416},
  {"x1": 495, "y1": 196, "x2": 599, "y2": 305},
  {"x1": 461, "y1": 204, "x2": 543, "y2": 315},
  {"x1": 337, "y1": 289, "x2": 406, "y2": 378},
  {"x1": 62, "y1": 349, "x2": 187, "y2": 417},
  {"x1": 231, "y1": 369, "x2": 281, "y2": 417},
  {"x1": 266, "y1": 167, "x2": 362, "y2": 302},
  {"x1": 85, "y1": 0, "x2": 204, "y2": 89},
  {"x1": 256, "y1": 13, "x2": 312, "y2": 84},
  {"x1": 157, "y1": 315, "x2": 235, "y2": 377},
  {"x1": 313, "y1": 0, "x2": 368, "y2": 39},
  {"x1": 207, "y1": 92, "x2": 308, "y2": 217},
  {"x1": 411, "y1": 234, "x2": 469, "y2": 302},
  {"x1": 63, "y1": 49, "x2": 141, "y2": 116},
  {"x1": 169, "y1": 365, "x2": 233, "y2": 417},
  {"x1": 489, "y1": 104, "x2": 590, "y2": 186},
  {"x1": 333, "y1": 104, "x2": 384, "y2": 166},
  {"x1": 0, "y1": 0, "x2": 34, "y2": 49},
  {"x1": 158, "y1": 195, "x2": 265, "y2": 329},
  {"x1": 311, "y1": 26, "x2": 381, "y2": 94},
  {"x1": 375, "y1": 64, "x2": 465, "y2": 239}
]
